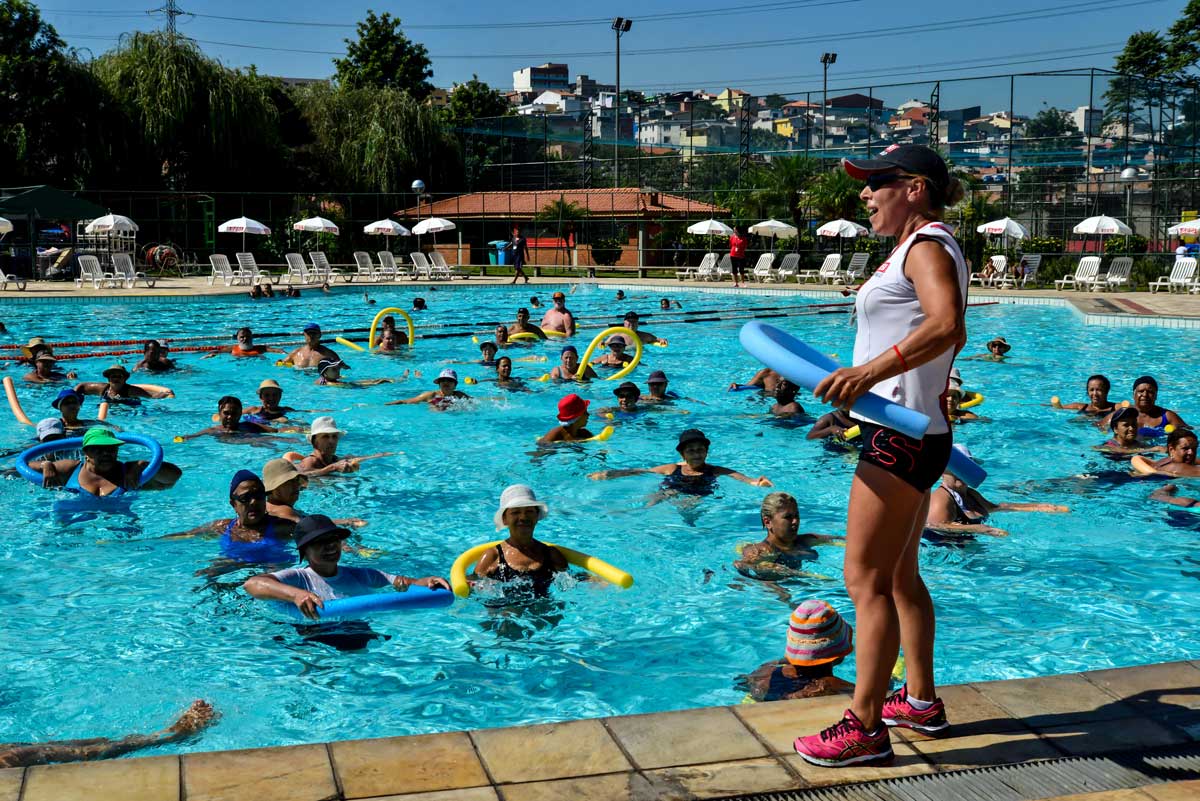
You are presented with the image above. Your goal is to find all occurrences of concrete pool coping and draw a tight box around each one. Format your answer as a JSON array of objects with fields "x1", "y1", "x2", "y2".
[{"x1": 3, "y1": 660, "x2": 1199, "y2": 800}]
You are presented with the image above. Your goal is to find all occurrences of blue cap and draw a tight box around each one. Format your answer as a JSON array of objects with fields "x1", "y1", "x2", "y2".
[
  {"x1": 229, "y1": 469, "x2": 261, "y2": 498},
  {"x1": 51, "y1": 389, "x2": 84, "y2": 409},
  {"x1": 302, "y1": 322, "x2": 321, "y2": 332},
  {"x1": 561, "y1": 345, "x2": 578, "y2": 355}
]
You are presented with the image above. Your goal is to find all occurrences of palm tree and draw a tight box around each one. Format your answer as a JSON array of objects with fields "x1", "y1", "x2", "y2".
[
  {"x1": 807, "y1": 168, "x2": 865, "y2": 222},
  {"x1": 752, "y1": 156, "x2": 819, "y2": 230}
]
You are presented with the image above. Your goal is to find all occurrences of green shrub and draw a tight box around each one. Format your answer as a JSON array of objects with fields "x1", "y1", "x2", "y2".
[
  {"x1": 590, "y1": 237, "x2": 623, "y2": 266},
  {"x1": 1023, "y1": 235, "x2": 1063, "y2": 255},
  {"x1": 1104, "y1": 234, "x2": 1148, "y2": 255}
]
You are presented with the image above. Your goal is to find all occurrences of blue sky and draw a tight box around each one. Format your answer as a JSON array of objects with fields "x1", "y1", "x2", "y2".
[{"x1": 42, "y1": 0, "x2": 1185, "y2": 115}]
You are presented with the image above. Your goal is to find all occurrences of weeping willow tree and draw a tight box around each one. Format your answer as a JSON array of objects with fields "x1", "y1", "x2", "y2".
[
  {"x1": 294, "y1": 82, "x2": 462, "y2": 193},
  {"x1": 91, "y1": 32, "x2": 283, "y2": 188}
]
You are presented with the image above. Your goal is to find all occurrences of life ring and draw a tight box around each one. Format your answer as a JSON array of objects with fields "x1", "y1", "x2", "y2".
[
  {"x1": 508, "y1": 332, "x2": 540, "y2": 342},
  {"x1": 368, "y1": 307, "x2": 414, "y2": 349},
  {"x1": 959, "y1": 392, "x2": 985, "y2": 410},
  {"x1": 543, "y1": 329, "x2": 567, "y2": 338},
  {"x1": 335, "y1": 336, "x2": 365, "y2": 352},
  {"x1": 273, "y1": 585, "x2": 453, "y2": 621},
  {"x1": 449, "y1": 540, "x2": 634, "y2": 598},
  {"x1": 16, "y1": 432, "x2": 164, "y2": 487},
  {"x1": 739, "y1": 321, "x2": 929, "y2": 439},
  {"x1": 3, "y1": 376, "x2": 34, "y2": 426},
  {"x1": 576, "y1": 326, "x2": 643, "y2": 382}
]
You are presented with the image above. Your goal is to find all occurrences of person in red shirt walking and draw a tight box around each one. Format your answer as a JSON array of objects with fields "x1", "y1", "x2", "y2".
[{"x1": 729, "y1": 227, "x2": 749, "y2": 287}]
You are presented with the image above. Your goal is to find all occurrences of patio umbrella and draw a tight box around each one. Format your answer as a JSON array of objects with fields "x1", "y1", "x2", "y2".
[
  {"x1": 975, "y1": 217, "x2": 1030, "y2": 239},
  {"x1": 293, "y1": 216, "x2": 339, "y2": 250},
  {"x1": 218, "y1": 216, "x2": 271, "y2": 251},
  {"x1": 1074, "y1": 215, "x2": 1132, "y2": 254},
  {"x1": 749, "y1": 218, "x2": 799, "y2": 257},
  {"x1": 84, "y1": 214, "x2": 138, "y2": 234},
  {"x1": 1167, "y1": 221, "x2": 1200, "y2": 237},
  {"x1": 412, "y1": 217, "x2": 455, "y2": 248},
  {"x1": 364, "y1": 219, "x2": 411, "y2": 253},
  {"x1": 816, "y1": 219, "x2": 868, "y2": 238},
  {"x1": 686, "y1": 218, "x2": 734, "y2": 253}
]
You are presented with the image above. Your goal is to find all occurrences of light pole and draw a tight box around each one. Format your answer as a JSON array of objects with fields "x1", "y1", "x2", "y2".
[
  {"x1": 412, "y1": 178, "x2": 426, "y2": 249},
  {"x1": 612, "y1": 17, "x2": 633, "y2": 188},
  {"x1": 820, "y1": 52, "x2": 837, "y2": 154},
  {"x1": 1120, "y1": 165, "x2": 1138, "y2": 247}
]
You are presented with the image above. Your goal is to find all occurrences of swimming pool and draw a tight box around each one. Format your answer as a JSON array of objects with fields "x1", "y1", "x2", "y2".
[{"x1": 2, "y1": 284, "x2": 1197, "y2": 755}]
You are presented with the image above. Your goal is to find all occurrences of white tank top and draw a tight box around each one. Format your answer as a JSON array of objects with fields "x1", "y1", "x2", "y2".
[{"x1": 851, "y1": 221, "x2": 968, "y2": 436}]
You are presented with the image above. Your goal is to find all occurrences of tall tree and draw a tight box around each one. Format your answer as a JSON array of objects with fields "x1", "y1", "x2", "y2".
[
  {"x1": 334, "y1": 11, "x2": 433, "y2": 99},
  {"x1": 1165, "y1": 0, "x2": 1200, "y2": 79},
  {"x1": 807, "y1": 168, "x2": 865, "y2": 221},
  {"x1": 444, "y1": 75, "x2": 510, "y2": 129}
]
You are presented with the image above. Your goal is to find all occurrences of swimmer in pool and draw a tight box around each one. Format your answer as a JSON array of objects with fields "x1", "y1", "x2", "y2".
[
  {"x1": 1096, "y1": 407, "x2": 1164, "y2": 455},
  {"x1": 374, "y1": 328, "x2": 403, "y2": 353},
  {"x1": 23, "y1": 353, "x2": 73, "y2": 384},
  {"x1": 378, "y1": 315, "x2": 410, "y2": 347},
  {"x1": 286, "y1": 417, "x2": 394, "y2": 476},
  {"x1": 925, "y1": 445, "x2": 1067, "y2": 537},
  {"x1": 806, "y1": 409, "x2": 857, "y2": 441},
  {"x1": 412, "y1": 297, "x2": 427, "y2": 311},
  {"x1": 261, "y1": 459, "x2": 366, "y2": 527},
  {"x1": 0, "y1": 700, "x2": 215, "y2": 768},
  {"x1": 771, "y1": 380, "x2": 807, "y2": 417},
  {"x1": 387, "y1": 369, "x2": 470, "y2": 410},
  {"x1": 1051, "y1": 374, "x2": 1116, "y2": 415},
  {"x1": 493, "y1": 356, "x2": 526, "y2": 390},
  {"x1": 471, "y1": 485, "x2": 568, "y2": 597},
  {"x1": 284, "y1": 323, "x2": 340, "y2": 368},
  {"x1": 133, "y1": 340, "x2": 176, "y2": 373},
  {"x1": 730, "y1": 367, "x2": 784, "y2": 395},
  {"x1": 660, "y1": 297, "x2": 682, "y2": 310},
  {"x1": 615, "y1": 289, "x2": 625, "y2": 301},
  {"x1": 478, "y1": 341, "x2": 499, "y2": 366},
  {"x1": 1134, "y1": 427, "x2": 1200, "y2": 478},
  {"x1": 243, "y1": 379, "x2": 297, "y2": 422},
  {"x1": 735, "y1": 600, "x2": 854, "y2": 703},
  {"x1": 176, "y1": 396, "x2": 278, "y2": 441},
  {"x1": 619, "y1": 311, "x2": 665, "y2": 346},
  {"x1": 315, "y1": 358, "x2": 392, "y2": 387},
  {"x1": 509, "y1": 307, "x2": 547, "y2": 339},
  {"x1": 588, "y1": 428, "x2": 772, "y2": 491},
  {"x1": 203, "y1": 327, "x2": 284, "y2": 359},
  {"x1": 166, "y1": 470, "x2": 295, "y2": 571},
  {"x1": 51, "y1": 389, "x2": 109, "y2": 434},
  {"x1": 1101, "y1": 375, "x2": 1186, "y2": 438},
  {"x1": 76, "y1": 364, "x2": 172, "y2": 403},
  {"x1": 529, "y1": 296, "x2": 542, "y2": 308},
  {"x1": 34, "y1": 427, "x2": 182, "y2": 495},
  {"x1": 1149, "y1": 484, "x2": 1200, "y2": 507},
  {"x1": 548, "y1": 345, "x2": 598, "y2": 381},
  {"x1": 243, "y1": 514, "x2": 448, "y2": 620},
  {"x1": 945, "y1": 386, "x2": 980, "y2": 424},
  {"x1": 965, "y1": 336, "x2": 1011, "y2": 361},
  {"x1": 593, "y1": 335, "x2": 633, "y2": 368},
  {"x1": 540, "y1": 291, "x2": 576, "y2": 337},
  {"x1": 492, "y1": 324, "x2": 511, "y2": 348},
  {"x1": 735, "y1": 493, "x2": 842, "y2": 580},
  {"x1": 641, "y1": 370, "x2": 679, "y2": 404},
  {"x1": 597, "y1": 381, "x2": 641, "y2": 417},
  {"x1": 538, "y1": 393, "x2": 597, "y2": 444}
]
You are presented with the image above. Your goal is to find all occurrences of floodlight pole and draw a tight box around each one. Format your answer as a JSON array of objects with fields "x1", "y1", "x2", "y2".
[
  {"x1": 820, "y1": 53, "x2": 837, "y2": 156},
  {"x1": 613, "y1": 17, "x2": 634, "y2": 188}
]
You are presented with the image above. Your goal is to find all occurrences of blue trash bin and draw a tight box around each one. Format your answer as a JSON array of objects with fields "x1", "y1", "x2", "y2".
[{"x1": 490, "y1": 240, "x2": 510, "y2": 266}]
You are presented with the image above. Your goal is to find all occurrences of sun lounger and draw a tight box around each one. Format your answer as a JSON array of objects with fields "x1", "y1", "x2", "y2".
[
  {"x1": 236, "y1": 252, "x2": 273, "y2": 285},
  {"x1": 774, "y1": 253, "x2": 800, "y2": 282},
  {"x1": 352, "y1": 251, "x2": 380, "y2": 282},
  {"x1": 844, "y1": 252, "x2": 870, "y2": 282},
  {"x1": 207, "y1": 254, "x2": 251, "y2": 287},
  {"x1": 1096, "y1": 256, "x2": 1133, "y2": 291},
  {"x1": 715, "y1": 254, "x2": 733, "y2": 281},
  {"x1": 750, "y1": 253, "x2": 777, "y2": 282},
  {"x1": 282, "y1": 253, "x2": 311, "y2": 284},
  {"x1": 1151, "y1": 258, "x2": 1197, "y2": 293},
  {"x1": 76, "y1": 255, "x2": 120, "y2": 289},
  {"x1": 410, "y1": 252, "x2": 433, "y2": 279},
  {"x1": 1018, "y1": 254, "x2": 1042, "y2": 288},
  {"x1": 797, "y1": 253, "x2": 842, "y2": 283},
  {"x1": 377, "y1": 251, "x2": 412, "y2": 280},
  {"x1": 677, "y1": 252, "x2": 716, "y2": 281},
  {"x1": 1054, "y1": 256, "x2": 1101, "y2": 290},
  {"x1": 112, "y1": 253, "x2": 155, "y2": 289}
]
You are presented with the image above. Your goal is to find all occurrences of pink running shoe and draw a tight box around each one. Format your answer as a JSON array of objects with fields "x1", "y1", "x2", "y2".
[
  {"x1": 881, "y1": 685, "x2": 950, "y2": 733},
  {"x1": 792, "y1": 709, "x2": 894, "y2": 767}
]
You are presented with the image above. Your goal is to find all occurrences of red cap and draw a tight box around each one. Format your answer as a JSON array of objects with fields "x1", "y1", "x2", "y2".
[{"x1": 557, "y1": 393, "x2": 590, "y2": 421}]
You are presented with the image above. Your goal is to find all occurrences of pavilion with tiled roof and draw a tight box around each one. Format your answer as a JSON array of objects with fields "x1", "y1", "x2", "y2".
[{"x1": 395, "y1": 188, "x2": 724, "y2": 220}]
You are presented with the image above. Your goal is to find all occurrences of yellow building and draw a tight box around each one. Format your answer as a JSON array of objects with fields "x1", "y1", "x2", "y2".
[
  {"x1": 425, "y1": 88, "x2": 450, "y2": 108},
  {"x1": 714, "y1": 88, "x2": 749, "y2": 112}
]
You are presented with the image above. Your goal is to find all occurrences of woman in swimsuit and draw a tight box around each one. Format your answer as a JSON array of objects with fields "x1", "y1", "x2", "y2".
[
  {"x1": 204, "y1": 327, "x2": 284, "y2": 359},
  {"x1": 588, "y1": 428, "x2": 772, "y2": 493},
  {"x1": 175, "y1": 396, "x2": 280, "y2": 442},
  {"x1": 76, "y1": 364, "x2": 172, "y2": 405},
  {"x1": 1102, "y1": 375, "x2": 1186, "y2": 438},
  {"x1": 262, "y1": 458, "x2": 366, "y2": 527},
  {"x1": 35, "y1": 427, "x2": 181, "y2": 496},
  {"x1": 52, "y1": 389, "x2": 110, "y2": 435},
  {"x1": 538, "y1": 393, "x2": 596, "y2": 444},
  {"x1": 286, "y1": 417, "x2": 392, "y2": 477},
  {"x1": 472, "y1": 485, "x2": 568, "y2": 598},
  {"x1": 165, "y1": 470, "x2": 295, "y2": 567},
  {"x1": 548, "y1": 345, "x2": 598, "y2": 381},
  {"x1": 925, "y1": 446, "x2": 1067, "y2": 537},
  {"x1": 735, "y1": 600, "x2": 854, "y2": 702},
  {"x1": 1096, "y1": 407, "x2": 1164, "y2": 455},
  {"x1": 387, "y1": 369, "x2": 470, "y2": 410},
  {"x1": 1051, "y1": 374, "x2": 1116, "y2": 416},
  {"x1": 243, "y1": 379, "x2": 297, "y2": 422},
  {"x1": 735, "y1": 492, "x2": 842, "y2": 580},
  {"x1": 133, "y1": 340, "x2": 176, "y2": 373}
]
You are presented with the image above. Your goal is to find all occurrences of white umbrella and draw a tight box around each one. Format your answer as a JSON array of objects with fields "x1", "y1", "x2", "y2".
[
  {"x1": 749, "y1": 218, "x2": 798, "y2": 238},
  {"x1": 1073, "y1": 215, "x2": 1131, "y2": 236},
  {"x1": 293, "y1": 216, "x2": 339, "y2": 234},
  {"x1": 1167, "y1": 221, "x2": 1200, "y2": 237},
  {"x1": 364, "y1": 219, "x2": 410, "y2": 236},
  {"x1": 0, "y1": 217, "x2": 11, "y2": 236},
  {"x1": 686, "y1": 219, "x2": 734, "y2": 237},
  {"x1": 84, "y1": 214, "x2": 138, "y2": 234},
  {"x1": 218, "y1": 216, "x2": 271, "y2": 251},
  {"x1": 816, "y1": 219, "x2": 868, "y2": 238},
  {"x1": 411, "y1": 217, "x2": 455, "y2": 236},
  {"x1": 976, "y1": 217, "x2": 1030, "y2": 239}
]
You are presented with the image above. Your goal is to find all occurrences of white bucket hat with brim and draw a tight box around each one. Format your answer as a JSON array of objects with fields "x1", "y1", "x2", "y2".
[
  {"x1": 493, "y1": 484, "x2": 548, "y2": 530},
  {"x1": 308, "y1": 415, "x2": 346, "y2": 444}
]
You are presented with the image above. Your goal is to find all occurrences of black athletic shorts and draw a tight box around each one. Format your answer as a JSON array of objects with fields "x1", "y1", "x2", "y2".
[{"x1": 857, "y1": 421, "x2": 953, "y2": 492}]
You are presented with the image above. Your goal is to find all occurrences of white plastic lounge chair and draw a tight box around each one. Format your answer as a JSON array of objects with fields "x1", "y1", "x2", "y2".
[
  {"x1": 1151, "y1": 258, "x2": 1196, "y2": 293},
  {"x1": 818, "y1": 254, "x2": 848, "y2": 284},
  {"x1": 970, "y1": 255, "x2": 1007, "y2": 287},
  {"x1": 775, "y1": 253, "x2": 800, "y2": 282},
  {"x1": 352, "y1": 251, "x2": 380, "y2": 282},
  {"x1": 430, "y1": 251, "x2": 467, "y2": 279},
  {"x1": 1097, "y1": 256, "x2": 1133, "y2": 291},
  {"x1": 410, "y1": 252, "x2": 433, "y2": 279},
  {"x1": 112, "y1": 253, "x2": 155, "y2": 289},
  {"x1": 282, "y1": 253, "x2": 311, "y2": 284},
  {"x1": 236, "y1": 252, "x2": 273, "y2": 285},
  {"x1": 308, "y1": 252, "x2": 342, "y2": 283},
  {"x1": 0, "y1": 270, "x2": 25, "y2": 290},
  {"x1": 677, "y1": 252, "x2": 716, "y2": 281},
  {"x1": 750, "y1": 253, "x2": 777, "y2": 282},
  {"x1": 1054, "y1": 256, "x2": 1101, "y2": 290},
  {"x1": 376, "y1": 251, "x2": 410, "y2": 280},
  {"x1": 715, "y1": 254, "x2": 733, "y2": 282},
  {"x1": 1018, "y1": 254, "x2": 1042, "y2": 288},
  {"x1": 207, "y1": 254, "x2": 249, "y2": 287},
  {"x1": 797, "y1": 253, "x2": 842, "y2": 283},
  {"x1": 76, "y1": 255, "x2": 120, "y2": 289},
  {"x1": 844, "y1": 252, "x2": 870, "y2": 282}
]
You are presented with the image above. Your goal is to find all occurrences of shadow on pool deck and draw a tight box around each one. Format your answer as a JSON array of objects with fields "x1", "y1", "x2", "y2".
[{"x1": 3, "y1": 660, "x2": 1200, "y2": 800}]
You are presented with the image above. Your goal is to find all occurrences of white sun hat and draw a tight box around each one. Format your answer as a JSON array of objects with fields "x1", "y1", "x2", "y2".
[{"x1": 493, "y1": 484, "x2": 548, "y2": 530}]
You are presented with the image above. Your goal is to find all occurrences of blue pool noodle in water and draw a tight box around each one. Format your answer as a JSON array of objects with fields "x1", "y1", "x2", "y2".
[
  {"x1": 738, "y1": 322, "x2": 930, "y2": 439},
  {"x1": 274, "y1": 585, "x2": 454, "y2": 621},
  {"x1": 945, "y1": 447, "x2": 987, "y2": 488},
  {"x1": 16, "y1": 433, "x2": 164, "y2": 487}
]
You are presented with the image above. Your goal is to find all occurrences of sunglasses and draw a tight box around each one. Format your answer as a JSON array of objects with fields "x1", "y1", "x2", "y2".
[
  {"x1": 864, "y1": 173, "x2": 916, "y2": 191},
  {"x1": 232, "y1": 488, "x2": 267, "y2": 503}
]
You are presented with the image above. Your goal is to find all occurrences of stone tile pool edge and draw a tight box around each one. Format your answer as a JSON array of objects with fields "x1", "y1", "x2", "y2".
[{"x1": 5, "y1": 660, "x2": 1199, "y2": 801}]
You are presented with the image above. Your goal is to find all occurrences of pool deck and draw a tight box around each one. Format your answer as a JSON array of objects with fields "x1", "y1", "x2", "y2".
[{"x1": 4, "y1": 661, "x2": 1199, "y2": 800}]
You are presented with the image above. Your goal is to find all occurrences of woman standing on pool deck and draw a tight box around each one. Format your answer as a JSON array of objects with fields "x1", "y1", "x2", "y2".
[{"x1": 792, "y1": 145, "x2": 968, "y2": 768}]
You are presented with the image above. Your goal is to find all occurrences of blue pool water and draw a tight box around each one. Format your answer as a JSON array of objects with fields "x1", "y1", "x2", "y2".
[{"x1": 1, "y1": 284, "x2": 1198, "y2": 754}]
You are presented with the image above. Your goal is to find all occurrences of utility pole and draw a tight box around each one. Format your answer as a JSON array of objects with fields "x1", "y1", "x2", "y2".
[
  {"x1": 152, "y1": 0, "x2": 185, "y2": 41},
  {"x1": 820, "y1": 53, "x2": 837, "y2": 156},
  {"x1": 612, "y1": 17, "x2": 633, "y2": 188}
]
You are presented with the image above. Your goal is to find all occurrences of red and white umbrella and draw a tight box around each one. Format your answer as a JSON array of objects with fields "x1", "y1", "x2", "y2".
[
  {"x1": 218, "y1": 216, "x2": 271, "y2": 251},
  {"x1": 1167, "y1": 221, "x2": 1200, "y2": 237},
  {"x1": 293, "y1": 216, "x2": 339, "y2": 235},
  {"x1": 1073, "y1": 215, "x2": 1131, "y2": 236},
  {"x1": 976, "y1": 217, "x2": 1029, "y2": 239},
  {"x1": 364, "y1": 219, "x2": 410, "y2": 236},
  {"x1": 816, "y1": 219, "x2": 868, "y2": 238},
  {"x1": 84, "y1": 214, "x2": 138, "y2": 234},
  {"x1": 411, "y1": 217, "x2": 454, "y2": 236}
]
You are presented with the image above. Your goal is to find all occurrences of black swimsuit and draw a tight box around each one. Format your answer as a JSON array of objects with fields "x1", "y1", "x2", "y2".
[
  {"x1": 661, "y1": 464, "x2": 718, "y2": 497},
  {"x1": 491, "y1": 544, "x2": 558, "y2": 597}
]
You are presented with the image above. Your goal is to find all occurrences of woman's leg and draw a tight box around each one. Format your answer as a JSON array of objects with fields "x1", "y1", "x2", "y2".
[
  {"x1": 843, "y1": 461, "x2": 929, "y2": 729},
  {"x1": 892, "y1": 493, "x2": 937, "y2": 701}
]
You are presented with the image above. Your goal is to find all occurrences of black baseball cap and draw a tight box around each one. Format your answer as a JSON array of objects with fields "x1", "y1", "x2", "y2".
[
  {"x1": 842, "y1": 144, "x2": 949, "y2": 195},
  {"x1": 294, "y1": 514, "x2": 351, "y2": 552}
]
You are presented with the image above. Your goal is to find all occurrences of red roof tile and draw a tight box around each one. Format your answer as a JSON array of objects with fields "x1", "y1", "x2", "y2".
[{"x1": 396, "y1": 189, "x2": 725, "y2": 219}]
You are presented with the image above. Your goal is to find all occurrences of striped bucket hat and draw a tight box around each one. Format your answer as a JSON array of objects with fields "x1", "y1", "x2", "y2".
[{"x1": 785, "y1": 600, "x2": 853, "y2": 666}]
